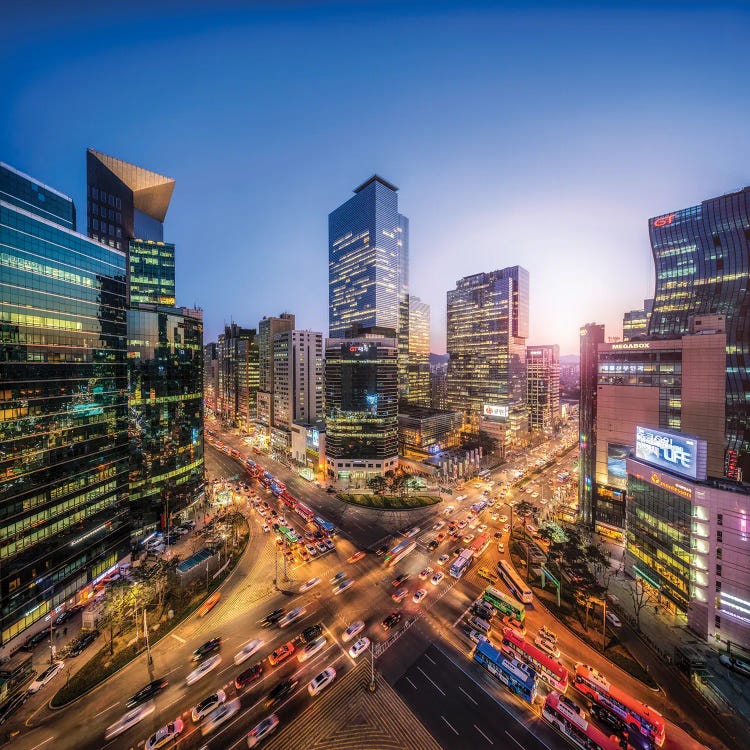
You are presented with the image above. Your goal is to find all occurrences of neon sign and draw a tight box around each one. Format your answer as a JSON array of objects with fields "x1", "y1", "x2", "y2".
[{"x1": 653, "y1": 213, "x2": 676, "y2": 227}]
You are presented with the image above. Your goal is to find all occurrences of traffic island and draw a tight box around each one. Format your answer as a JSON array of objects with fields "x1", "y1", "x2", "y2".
[{"x1": 338, "y1": 493, "x2": 441, "y2": 510}]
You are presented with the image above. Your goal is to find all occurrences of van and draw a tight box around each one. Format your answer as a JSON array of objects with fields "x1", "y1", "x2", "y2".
[
  {"x1": 468, "y1": 616, "x2": 491, "y2": 635},
  {"x1": 472, "y1": 602, "x2": 494, "y2": 621}
]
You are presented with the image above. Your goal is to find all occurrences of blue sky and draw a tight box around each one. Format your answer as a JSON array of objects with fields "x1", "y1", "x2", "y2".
[{"x1": 2, "y1": 1, "x2": 748, "y2": 354}]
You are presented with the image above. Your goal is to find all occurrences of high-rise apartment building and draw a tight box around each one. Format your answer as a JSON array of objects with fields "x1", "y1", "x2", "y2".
[
  {"x1": 0, "y1": 163, "x2": 130, "y2": 647},
  {"x1": 622, "y1": 299, "x2": 653, "y2": 341},
  {"x1": 328, "y1": 176, "x2": 409, "y2": 397},
  {"x1": 646, "y1": 188, "x2": 750, "y2": 480},
  {"x1": 324, "y1": 333, "x2": 399, "y2": 481},
  {"x1": 526, "y1": 345, "x2": 560, "y2": 432},
  {"x1": 579, "y1": 323, "x2": 605, "y2": 527},
  {"x1": 407, "y1": 296, "x2": 431, "y2": 406},
  {"x1": 204, "y1": 343, "x2": 219, "y2": 412},
  {"x1": 219, "y1": 324, "x2": 258, "y2": 429},
  {"x1": 257, "y1": 313, "x2": 295, "y2": 429},
  {"x1": 446, "y1": 266, "x2": 530, "y2": 451}
]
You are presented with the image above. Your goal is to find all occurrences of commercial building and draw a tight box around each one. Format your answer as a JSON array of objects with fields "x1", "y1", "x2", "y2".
[
  {"x1": 526, "y1": 345, "x2": 560, "y2": 433},
  {"x1": 407, "y1": 296, "x2": 431, "y2": 406},
  {"x1": 328, "y1": 176, "x2": 410, "y2": 398},
  {"x1": 622, "y1": 299, "x2": 653, "y2": 341},
  {"x1": 203, "y1": 343, "x2": 219, "y2": 412},
  {"x1": 446, "y1": 266, "x2": 530, "y2": 451},
  {"x1": 127, "y1": 239, "x2": 175, "y2": 306},
  {"x1": 397, "y1": 404, "x2": 463, "y2": 459},
  {"x1": 324, "y1": 332, "x2": 399, "y2": 482},
  {"x1": 217, "y1": 323, "x2": 258, "y2": 429},
  {"x1": 430, "y1": 361, "x2": 448, "y2": 410},
  {"x1": 0, "y1": 163, "x2": 130, "y2": 647},
  {"x1": 256, "y1": 313, "x2": 295, "y2": 429},
  {"x1": 290, "y1": 421, "x2": 326, "y2": 478}
]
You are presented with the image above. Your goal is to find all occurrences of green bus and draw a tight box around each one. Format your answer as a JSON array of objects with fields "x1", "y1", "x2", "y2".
[
  {"x1": 483, "y1": 585, "x2": 525, "y2": 622},
  {"x1": 277, "y1": 525, "x2": 298, "y2": 544}
]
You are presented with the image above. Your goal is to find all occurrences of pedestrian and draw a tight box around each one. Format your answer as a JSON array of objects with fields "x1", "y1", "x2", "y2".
[{"x1": 63, "y1": 626, "x2": 67, "y2": 636}]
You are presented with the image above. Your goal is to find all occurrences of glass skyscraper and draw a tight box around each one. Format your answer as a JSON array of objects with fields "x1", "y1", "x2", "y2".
[
  {"x1": 407, "y1": 296, "x2": 431, "y2": 407},
  {"x1": 647, "y1": 187, "x2": 750, "y2": 480},
  {"x1": 0, "y1": 163, "x2": 130, "y2": 647},
  {"x1": 128, "y1": 239, "x2": 176, "y2": 306}
]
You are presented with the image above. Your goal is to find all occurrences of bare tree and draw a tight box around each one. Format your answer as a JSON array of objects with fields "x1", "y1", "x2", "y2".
[{"x1": 626, "y1": 576, "x2": 649, "y2": 631}]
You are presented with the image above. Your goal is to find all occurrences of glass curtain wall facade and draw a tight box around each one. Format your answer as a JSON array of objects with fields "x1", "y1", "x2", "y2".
[
  {"x1": 526, "y1": 345, "x2": 560, "y2": 432},
  {"x1": 622, "y1": 299, "x2": 653, "y2": 341},
  {"x1": 647, "y1": 188, "x2": 750, "y2": 479},
  {"x1": 407, "y1": 296, "x2": 431, "y2": 406},
  {"x1": 219, "y1": 324, "x2": 258, "y2": 429},
  {"x1": 257, "y1": 313, "x2": 295, "y2": 428},
  {"x1": 0, "y1": 164, "x2": 130, "y2": 647},
  {"x1": 128, "y1": 240, "x2": 175, "y2": 306},
  {"x1": 328, "y1": 176, "x2": 410, "y2": 398},
  {"x1": 127, "y1": 306, "x2": 204, "y2": 532}
]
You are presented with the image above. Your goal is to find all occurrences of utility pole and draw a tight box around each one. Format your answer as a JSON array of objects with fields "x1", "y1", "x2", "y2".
[
  {"x1": 143, "y1": 607, "x2": 153, "y2": 666},
  {"x1": 369, "y1": 640, "x2": 376, "y2": 692},
  {"x1": 601, "y1": 599, "x2": 607, "y2": 652}
]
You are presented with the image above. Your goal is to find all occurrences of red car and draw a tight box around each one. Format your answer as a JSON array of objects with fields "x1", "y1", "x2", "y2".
[
  {"x1": 391, "y1": 574, "x2": 409, "y2": 588},
  {"x1": 347, "y1": 551, "x2": 366, "y2": 564},
  {"x1": 235, "y1": 662, "x2": 263, "y2": 690}
]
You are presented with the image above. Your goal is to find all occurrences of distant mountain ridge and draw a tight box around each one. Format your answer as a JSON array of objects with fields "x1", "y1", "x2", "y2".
[
  {"x1": 560, "y1": 354, "x2": 579, "y2": 365},
  {"x1": 430, "y1": 353, "x2": 450, "y2": 366}
]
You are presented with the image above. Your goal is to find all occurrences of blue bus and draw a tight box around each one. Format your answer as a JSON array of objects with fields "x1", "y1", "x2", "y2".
[
  {"x1": 473, "y1": 641, "x2": 537, "y2": 704},
  {"x1": 270, "y1": 482, "x2": 284, "y2": 497},
  {"x1": 314, "y1": 516, "x2": 335, "y2": 535}
]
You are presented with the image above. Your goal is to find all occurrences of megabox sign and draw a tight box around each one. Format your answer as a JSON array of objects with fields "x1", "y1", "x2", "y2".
[{"x1": 635, "y1": 426, "x2": 697, "y2": 480}]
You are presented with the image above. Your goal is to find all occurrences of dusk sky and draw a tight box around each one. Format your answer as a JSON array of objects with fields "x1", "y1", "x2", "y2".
[{"x1": 2, "y1": 0, "x2": 747, "y2": 355}]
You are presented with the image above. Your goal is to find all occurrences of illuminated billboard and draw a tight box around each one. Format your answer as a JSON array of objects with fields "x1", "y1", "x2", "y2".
[
  {"x1": 635, "y1": 426, "x2": 706, "y2": 481},
  {"x1": 482, "y1": 404, "x2": 508, "y2": 419}
]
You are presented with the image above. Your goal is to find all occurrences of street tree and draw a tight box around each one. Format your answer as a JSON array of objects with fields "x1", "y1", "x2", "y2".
[
  {"x1": 627, "y1": 576, "x2": 649, "y2": 632},
  {"x1": 101, "y1": 579, "x2": 139, "y2": 654}
]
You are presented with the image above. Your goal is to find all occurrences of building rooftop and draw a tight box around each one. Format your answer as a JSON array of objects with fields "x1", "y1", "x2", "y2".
[{"x1": 353, "y1": 174, "x2": 399, "y2": 194}]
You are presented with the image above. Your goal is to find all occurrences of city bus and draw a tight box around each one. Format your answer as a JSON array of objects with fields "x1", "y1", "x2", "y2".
[
  {"x1": 543, "y1": 691, "x2": 622, "y2": 750},
  {"x1": 313, "y1": 516, "x2": 335, "y2": 535},
  {"x1": 449, "y1": 549, "x2": 474, "y2": 578},
  {"x1": 277, "y1": 525, "x2": 299, "y2": 544},
  {"x1": 473, "y1": 641, "x2": 537, "y2": 704},
  {"x1": 294, "y1": 501, "x2": 315, "y2": 523},
  {"x1": 270, "y1": 482, "x2": 285, "y2": 497},
  {"x1": 478, "y1": 469, "x2": 491, "y2": 480},
  {"x1": 470, "y1": 499, "x2": 489, "y2": 515},
  {"x1": 497, "y1": 560, "x2": 533, "y2": 604},
  {"x1": 500, "y1": 627, "x2": 568, "y2": 692},
  {"x1": 384, "y1": 539, "x2": 416, "y2": 568},
  {"x1": 483, "y1": 586, "x2": 526, "y2": 622},
  {"x1": 280, "y1": 491, "x2": 297, "y2": 512},
  {"x1": 469, "y1": 532, "x2": 490, "y2": 557},
  {"x1": 573, "y1": 664, "x2": 666, "y2": 747}
]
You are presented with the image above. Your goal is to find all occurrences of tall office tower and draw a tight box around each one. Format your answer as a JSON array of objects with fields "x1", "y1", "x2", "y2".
[
  {"x1": 622, "y1": 299, "x2": 653, "y2": 341},
  {"x1": 430, "y1": 366, "x2": 448, "y2": 410},
  {"x1": 257, "y1": 313, "x2": 295, "y2": 429},
  {"x1": 579, "y1": 323, "x2": 605, "y2": 527},
  {"x1": 0, "y1": 163, "x2": 130, "y2": 648},
  {"x1": 271, "y1": 331, "x2": 324, "y2": 453},
  {"x1": 220, "y1": 323, "x2": 258, "y2": 429},
  {"x1": 204, "y1": 343, "x2": 219, "y2": 412},
  {"x1": 646, "y1": 188, "x2": 750, "y2": 480},
  {"x1": 407, "y1": 296, "x2": 431, "y2": 406},
  {"x1": 446, "y1": 266, "x2": 530, "y2": 451},
  {"x1": 328, "y1": 175, "x2": 410, "y2": 397},
  {"x1": 324, "y1": 333, "x2": 399, "y2": 482},
  {"x1": 526, "y1": 345, "x2": 560, "y2": 432},
  {"x1": 128, "y1": 240, "x2": 176, "y2": 306}
]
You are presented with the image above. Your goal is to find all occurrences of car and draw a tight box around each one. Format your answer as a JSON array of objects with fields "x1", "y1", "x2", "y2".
[
  {"x1": 246, "y1": 713, "x2": 280, "y2": 748},
  {"x1": 234, "y1": 638, "x2": 264, "y2": 666},
  {"x1": 460, "y1": 532, "x2": 475, "y2": 544},
  {"x1": 391, "y1": 588, "x2": 408, "y2": 603},
  {"x1": 465, "y1": 628, "x2": 489, "y2": 645},
  {"x1": 105, "y1": 702, "x2": 156, "y2": 740},
  {"x1": 347, "y1": 551, "x2": 366, "y2": 563},
  {"x1": 331, "y1": 571, "x2": 346, "y2": 583},
  {"x1": 278, "y1": 606, "x2": 306, "y2": 628},
  {"x1": 391, "y1": 574, "x2": 409, "y2": 587},
  {"x1": 126, "y1": 678, "x2": 169, "y2": 708},
  {"x1": 502, "y1": 616, "x2": 527, "y2": 637},
  {"x1": 473, "y1": 601, "x2": 494, "y2": 620},
  {"x1": 300, "y1": 623, "x2": 324, "y2": 643},
  {"x1": 375, "y1": 545, "x2": 388, "y2": 556},
  {"x1": 201, "y1": 698, "x2": 241, "y2": 736},
  {"x1": 719, "y1": 654, "x2": 750, "y2": 678},
  {"x1": 419, "y1": 567, "x2": 433, "y2": 580},
  {"x1": 305, "y1": 543, "x2": 318, "y2": 557},
  {"x1": 605, "y1": 612, "x2": 622, "y2": 628},
  {"x1": 452, "y1": 547, "x2": 463, "y2": 557},
  {"x1": 192, "y1": 637, "x2": 222, "y2": 661},
  {"x1": 534, "y1": 636, "x2": 561, "y2": 658},
  {"x1": 326, "y1": 486, "x2": 336, "y2": 493},
  {"x1": 186, "y1": 654, "x2": 222, "y2": 686},
  {"x1": 235, "y1": 662, "x2": 264, "y2": 690},
  {"x1": 381, "y1": 612, "x2": 402, "y2": 631},
  {"x1": 333, "y1": 578, "x2": 354, "y2": 595},
  {"x1": 308, "y1": 666, "x2": 337, "y2": 696},
  {"x1": 68, "y1": 628, "x2": 99, "y2": 657},
  {"x1": 539, "y1": 625, "x2": 557, "y2": 642},
  {"x1": 443, "y1": 505, "x2": 455, "y2": 515},
  {"x1": 436, "y1": 531, "x2": 447, "y2": 542},
  {"x1": 502, "y1": 524, "x2": 510, "y2": 533},
  {"x1": 457, "y1": 520, "x2": 467, "y2": 530},
  {"x1": 265, "y1": 678, "x2": 298, "y2": 708},
  {"x1": 27, "y1": 660, "x2": 64, "y2": 693},
  {"x1": 348, "y1": 637, "x2": 370, "y2": 658},
  {"x1": 191, "y1": 690, "x2": 227, "y2": 722},
  {"x1": 477, "y1": 567, "x2": 496, "y2": 583},
  {"x1": 430, "y1": 571, "x2": 444, "y2": 585},
  {"x1": 432, "y1": 521, "x2": 445, "y2": 531},
  {"x1": 269, "y1": 642, "x2": 295, "y2": 665},
  {"x1": 261, "y1": 524, "x2": 270, "y2": 533},
  {"x1": 298, "y1": 636, "x2": 327, "y2": 662},
  {"x1": 342, "y1": 620, "x2": 365, "y2": 642},
  {"x1": 412, "y1": 588, "x2": 427, "y2": 604},
  {"x1": 298, "y1": 577, "x2": 321, "y2": 593},
  {"x1": 477, "y1": 524, "x2": 488, "y2": 533},
  {"x1": 21, "y1": 627, "x2": 52, "y2": 651},
  {"x1": 261, "y1": 608, "x2": 285, "y2": 627},
  {"x1": 323, "y1": 538, "x2": 335, "y2": 550},
  {"x1": 312, "y1": 540, "x2": 326, "y2": 554},
  {"x1": 145, "y1": 719, "x2": 184, "y2": 749},
  {"x1": 427, "y1": 539, "x2": 440, "y2": 551}
]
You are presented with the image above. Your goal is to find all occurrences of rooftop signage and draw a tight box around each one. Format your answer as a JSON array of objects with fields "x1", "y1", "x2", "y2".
[{"x1": 611, "y1": 342, "x2": 651, "y2": 350}]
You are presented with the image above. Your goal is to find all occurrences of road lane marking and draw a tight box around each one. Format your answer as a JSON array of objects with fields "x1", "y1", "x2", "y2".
[
  {"x1": 28, "y1": 739, "x2": 54, "y2": 750},
  {"x1": 459, "y1": 685, "x2": 478, "y2": 704},
  {"x1": 94, "y1": 702, "x2": 120, "y2": 717},
  {"x1": 441, "y1": 715, "x2": 459, "y2": 735},
  {"x1": 169, "y1": 632, "x2": 186, "y2": 644},
  {"x1": 424, "y1": 651, "x2": 436, "y2": 664},
  {"x1": 417, "y1": 666, "x2": 445, "y2": 695},
  {"x1": 475, "y1": 724, "x2": 494, "y2": 744},
  {"x1": 406, "y1": 676, "x2": 417, "y2": 689},
  {"x1": 505, "y1": 730, "x2": 525, "y2": 749}
]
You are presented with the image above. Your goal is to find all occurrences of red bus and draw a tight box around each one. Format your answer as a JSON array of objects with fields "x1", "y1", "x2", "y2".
[
  {"x1": 469, "y1": 532, "x2": 491, "y2": 556},
  {"x1": 543, "y1": 691, "x2": 621, "y2": 750},
  {"x1": 295, "y1": 501, "x2": 315, "y2": 523},
  {"x1": 574, "y1": 664, "x2": 665, "y2": 746},
  {"x1": 280, "y1": 491, "x2": 297, "y2": 511},
  {"x1": 500, "y1": 627, "x2": 568, "y2": 693}
]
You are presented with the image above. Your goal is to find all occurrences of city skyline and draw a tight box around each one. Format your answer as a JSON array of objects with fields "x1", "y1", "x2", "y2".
[{"x1": 2, "y1": 2, "x2": 748, "y2": 354}]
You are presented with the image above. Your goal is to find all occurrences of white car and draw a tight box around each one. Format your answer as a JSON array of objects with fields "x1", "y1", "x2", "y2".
[
  {"x1": 419, "y1": 567, "x2": 433, "y2": 580},
  {"x1": 145, "y1": 719, "x2": 184, "y2": 750},
  {"x1": 261, "y1": 524, "x2": 270, "y2": 533},
  {"x1": 432, "y1": 521, "x2": 445, "y2": 531},
  {"x1": 27, "y1": 660, "x2": 64, "y2": 693},
  {"x1": 412, "y1": 588, "x2": 427, "y2": 604},
  {"x1": 191, "y1": 690, "x2": 227, "y2": 722},
  {"x1": 437, "y1": 554, "x2": 449, "y2": 565},
  {"x1": 299, "y1": 577, "x2": 321, "y2": 593},
  {"x1": 457, "y1": 520, "x2": 467, "y2": 530},
  {"x1": 278, "y1": 606, "x2": 306, "y2": 628},
  {"x1": 201, "y1": 698, "x2": 241, "y2": 736},
  {"x1": 308, "y1": 666, "x2": 336, "y2": 696},
  {"x1": 305, "y1": 543, "x2": 318, "y2": 557},
  {"x1": 503, "y1": 524, "x2": 510, "y2": 533},
  {"x1": 247, "y1": 714, "x2": 279, "y2": 747},
  {"x1": 105, "y1": 702, "x2": 155, "y2": 741},
  {"x1": 462, "y1": 534, "x2": 475, "y2": 544},
  {"x1": 430, "y1": 572, "x2": 444, "y2": 585},
  {"x1": 499, "y1": 515, "x2": 508, "y2": 523},
  {"x1": 298, "y1": 636, "x2": 327, "y2": 663},
  {"x1": 323, "y1": 538, "x2": 335, "y2": 550},
  {"x1": 497, "y1": 542, "x2": 505, "y2": 553},
  {"x1": 477, "y1": 524, "x2": 487, "y2": 533},
  {"x1": 443, "y1": 506, "x2": 455, "y2": 516},
  {"x1": 186, "y1": 654, "x2": 221, "y2": 685},
  {"x1": 606, "y1": 612, "x2": 622, "y2": 628},
  {"x1": 234, "y1": 639, "x2": 264, "y2": 666},
  {"x1": 342, "y1": 620, "x2": 365, "y2": 643},
  {"x1": 333, "y1": 579, "x2": 354, "y2": 596},
  {"x1": 534, "y1": 636, "x2": 561, "y2": 659},
  {"x1": 348, "y1": 637, "x2": 370, "y2": 659}
]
